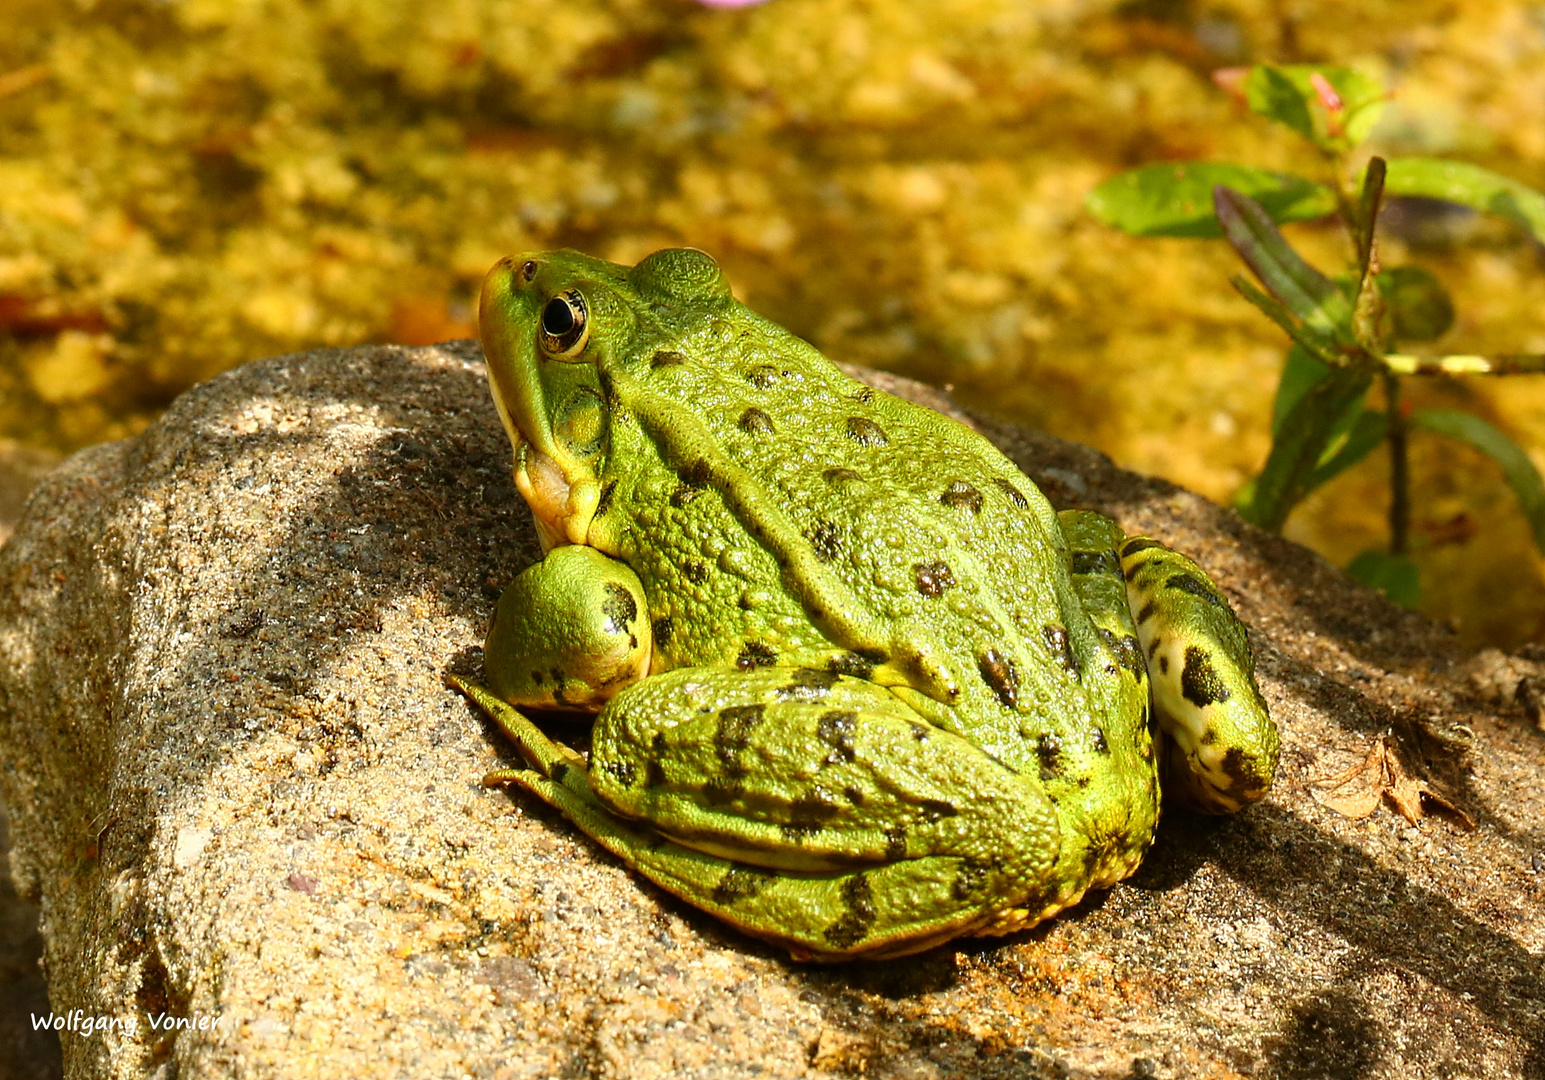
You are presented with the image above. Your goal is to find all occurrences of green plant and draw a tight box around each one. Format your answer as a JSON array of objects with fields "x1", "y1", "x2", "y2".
[{"x1": 1087, "y1": 64, "x2": 1545, "y2": 608}]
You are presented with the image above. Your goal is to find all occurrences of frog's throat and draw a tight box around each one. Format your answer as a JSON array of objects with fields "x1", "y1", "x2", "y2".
[{"x1": 513, "y1": 439, "x2": 602, "y2": 551}]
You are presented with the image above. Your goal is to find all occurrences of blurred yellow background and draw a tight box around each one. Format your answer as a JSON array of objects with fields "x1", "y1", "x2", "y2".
[{"x1": 1, "y1": 0, "x2": 1542, "y2": 647}]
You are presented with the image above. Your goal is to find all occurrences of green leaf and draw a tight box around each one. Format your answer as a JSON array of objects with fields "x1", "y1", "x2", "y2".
[
  {"x1": 1230, "y1": 276, "x2": 1344, "y2": 363},
  {"x1": 1246, "y1": 66, "x2": 1315, "y2": 143},
  {"x1": 1411, "y1": 408, "x2": 1545, "y2": 555},
  {"x1": 1272, "y1": 345, "x2": 1331, "y2": 435},
  {"x1": 1240, "y1": 363, "x2": 1374, "y2": 532},
  {"x1": 1383, "y1": 157, "x2": 1545, "y2": 244},
  {"x1": 1215, "y1": 186, "x2": 1351, "y2": 342},
  {"x1": 1244, "y1": 65, "x2": 1387, "y2": 152},
  {"x1": 1307, "y1": 408, "x2": 1388, "y2": 490},
  {"x1": 1377, "y1": 266, "x2": 1454, "y2": 342},
  {"x1": 1346, "y1": 550, "x2": 1421, "y2": 608},
  {"x1": 1086, "y1": 163, "x2": 1336, "y2": 238}
]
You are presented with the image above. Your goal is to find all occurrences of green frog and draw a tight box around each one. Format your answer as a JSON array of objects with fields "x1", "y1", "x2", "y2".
[{"x1": 451, "y1": 248, "x2": 1278, "y2": 961}]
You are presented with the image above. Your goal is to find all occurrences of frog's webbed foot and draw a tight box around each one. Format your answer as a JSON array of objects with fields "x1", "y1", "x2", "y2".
[
  {"x1": 457, "y1": 666, "x2": 1069, "y2": 960},
  {"x1": 1118, "y1": 532, "x2": 1278, "y2": 813}
]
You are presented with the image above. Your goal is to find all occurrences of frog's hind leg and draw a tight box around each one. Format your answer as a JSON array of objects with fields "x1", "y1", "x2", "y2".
[
  {"x1": 1117, "y1": 535, "x2": 1279, "y2": 813},
  {"x1": 458, "y1": 667, "x2": 1070, "y2": 960}
]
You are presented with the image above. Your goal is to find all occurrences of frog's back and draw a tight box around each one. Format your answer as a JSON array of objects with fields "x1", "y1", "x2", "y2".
[{"x1": 602, "y1": 296, "x2": 1139, "y2": 780}]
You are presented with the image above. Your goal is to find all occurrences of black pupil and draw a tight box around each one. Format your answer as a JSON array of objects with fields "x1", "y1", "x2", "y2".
[{"x1": 542, "y1": 297, "x2": 576, "y2": 337}]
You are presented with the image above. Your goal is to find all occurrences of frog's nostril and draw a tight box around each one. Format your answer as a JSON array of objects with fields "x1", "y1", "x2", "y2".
[{"x1": 520, "y1": 260, "x2": 539, "y2": 283}]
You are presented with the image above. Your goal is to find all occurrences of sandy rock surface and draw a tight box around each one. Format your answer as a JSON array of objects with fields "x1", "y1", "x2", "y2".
[{"x1": 0, "y1": 341, "x2": 1541, "y2": 1080}]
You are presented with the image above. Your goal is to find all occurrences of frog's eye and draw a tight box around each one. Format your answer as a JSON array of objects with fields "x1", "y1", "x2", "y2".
[{"x1": 539, "y1": 290, "x2": 589, "y2": 357}]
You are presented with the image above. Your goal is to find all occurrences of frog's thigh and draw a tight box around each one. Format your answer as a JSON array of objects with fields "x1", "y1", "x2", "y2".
[
  {"x1": 483, "y1": 544, "x2": 650, "y2": 710},
  {"x1": 583, "y1": 666, "x2": 1064, "y2": 959},
  {"x1": 1118, "y1": 533, "x2": 1280, "y2": 813}
]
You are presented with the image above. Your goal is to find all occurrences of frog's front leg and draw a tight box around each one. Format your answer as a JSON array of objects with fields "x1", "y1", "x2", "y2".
[
  {"x1": 1059, "y1": 511, "x2": 1280, "y2": 813},
  {"x1": 477, "y1": 543, "x2": 651, "y2": 711},
  {"x1": 459, "y1": 666, "x2": 1066, "y2": 961}
]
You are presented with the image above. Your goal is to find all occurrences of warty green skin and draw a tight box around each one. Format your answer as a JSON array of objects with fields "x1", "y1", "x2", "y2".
[{"x1": 453, "y1": 247, "x2": 1279, "y2": 961}]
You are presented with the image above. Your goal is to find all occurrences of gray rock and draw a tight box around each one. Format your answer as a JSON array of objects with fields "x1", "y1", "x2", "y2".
[{"x1": 1, "y1": 341, "x2": 1542, "y2": 1080}]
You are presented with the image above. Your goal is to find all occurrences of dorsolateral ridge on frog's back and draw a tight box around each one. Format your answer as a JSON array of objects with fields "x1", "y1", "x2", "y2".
[{"x1": 452, "y1": 247, "x2": 1279, "y2": 960}]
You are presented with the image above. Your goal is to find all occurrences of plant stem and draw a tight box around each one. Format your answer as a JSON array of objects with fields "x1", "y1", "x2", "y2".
[{"x1": 1384, "y1": 371, "x2": 1410, "y2": 555}]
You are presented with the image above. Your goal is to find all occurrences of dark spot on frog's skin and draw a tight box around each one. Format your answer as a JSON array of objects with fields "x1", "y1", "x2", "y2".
[
  {"x1": 952, "y1": 858, "x2": 991, "y2": 902},
  {"x1": 1158, "y1": 655, "x2": 1168, "y2": 675},
  {"x1": 913, "y1": 560, "x2": 957, "y2": 597},
  {"x1": 1121, "y1": 538, "x2": 1164, "y2": 559},
  {"x1": 1091, "y1": 728, "x2": 1110, "y2": 755},
  {"x1": 711, "y1": 866, "x2": 776, "y2": 905},
  {"x1": 1220, "y1": 746, "x2": 1263, "y2": 797},
  {"x1": 844, "y1": 785, "x2": 865, "y2": 806},
  {"x1": 1041, "y1": 625, "x2": 1078, "y2": 676},
  {"x1": 550, "y1": 762, "x2": 569, "y2": 783},
  {"x1": 992, "y1": 477, "x2": 1029, "y2": 509},
  {"x1": 651, "y1": 349, "x2": 686, "y2": 369},
  {"x1": 600, "y1": 581, "x2": 638, "y2": 635},
  {"x1": 805, "y1": 519, "x2": 842, "y2": 562},
  {"x1": 645, "y1": 758, "x2": 667, "y2": 788},
  {"x1": 1071, "y1": 549, "x2": 1122, "y2": 577},
  {"x1": 817, "y1": 710, "x2": 858, "y2": 763},
  {"x1": 939, "y1": 481, "x2": 983, "y2": 513},
  {"x1": 678, "y1": 458, "x2": 712, "y2": 489},
  {"x1": 1076, "y1": 775, "x2": 1091, "y2": 788},
  {"x1": 1135, "y1": 600, "x2": 1157, "y2": 625},
  {"x1": 777, "y1": 668, "x2": 839, "y2": 702},
  {"x1": 1147, "y1": 635, "x2": 1162, "y2": 659},
  {"x1": 715, "y1": 704, "x2": 766, "y2": 773},
  {"x1": 884, "y1": 825, "x2": 907, "y2": 860},
  {"x1": 670, "y1": 485, "x2": 700, "y2": 508},
  {"x1": 738, "y1": 407, "x2": 775, "y2": 434},
  {"x1": 1166, "y1": 573, "x2": 1231, "y2": 611},
  {"x1": 919, "y1": 799, "x2": 958, "y2": 821},
  {"x1": 603, "y1": 759, "x2": 637, "y2": 788},
  {"x1": 746, "y1": 364, "x2": 782, "y2": 388},
  {"x1": 852, "y1": 386, "x2": 875, "y2": 405},
  {"x1": 823, "y1": 874, "x2": 876, "y2": 948},
  {"x1": 978, "y1": 649, "x2": 1019, "y2": 708},
  {"x1": 1118, "y1": 635, "x2": 1144, "y2": 680},
  {"x1": 682, "y1": 559, "x2": 709, "y2": 585},
  {"x1": 593, "y1": 479, "x2": 617, "y2": 517},
  {"x1": 703, "y1": 777, "x2": 746, "y2": 806},
  {"x1": 1181, "y1": 645, "x2": 1231, "y2": 707},
  {"x1": 823, "y1": 467, "x2": 863, "y2": 485},
  {"x1": 1199, "y1": 726, "x2": 1218, "y2": 746},
  {"x1": 737, "y1": 641, "x2": 778, "y2": 670},
  {"x1": 1036, "y1": 734, "x2": 1063, "y2": 781},
  {"x1": 784, "y1": 791, "x2": 842, "y2": 837},
  {"x1": 1081, "y1": 838, "x2": 1116, "y2": 881},
  {"x1": 845, "y1": 417, "x2": 889, "y2": 447},
  {"x1": 530, "y1": 670, "x2": 545, "y2": 686},
  {"x1": 828, "y1": 650, "x2": 882, "y2": 680},
  {"x1": 652, "y1": 615, "x2": 674, "y2": 652},
  {"x1": 909, "y1": 722, "x2": 931, "y2": 742}
]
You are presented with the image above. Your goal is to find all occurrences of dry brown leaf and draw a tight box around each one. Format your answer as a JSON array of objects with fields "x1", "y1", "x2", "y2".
[{"x1": 1307, "y1": 735, "x2": 1474, "y2": 827}]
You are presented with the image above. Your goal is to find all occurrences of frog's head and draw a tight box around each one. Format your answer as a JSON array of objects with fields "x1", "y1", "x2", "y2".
[{"x1": 479, "y1": 248, "x2": 731, "y2": 551}]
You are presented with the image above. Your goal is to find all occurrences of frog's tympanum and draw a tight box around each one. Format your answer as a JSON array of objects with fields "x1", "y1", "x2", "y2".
[{"x1": 451, "y1": 248, "x2": 1279, "y2": 961}]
